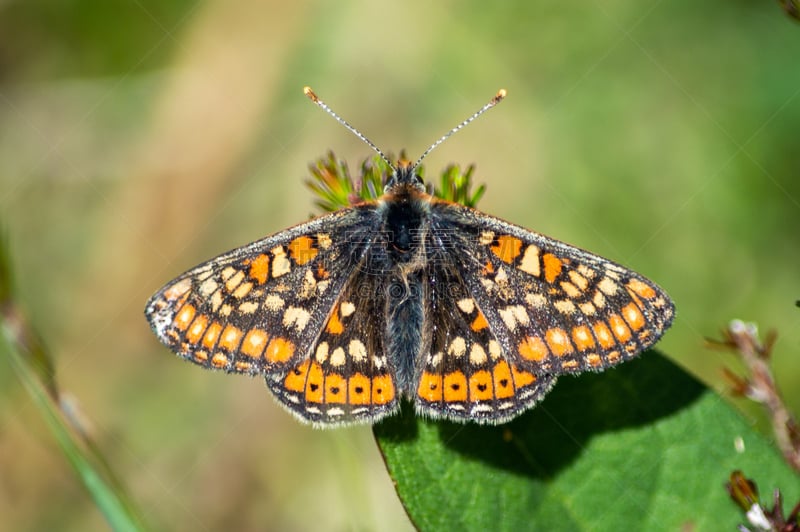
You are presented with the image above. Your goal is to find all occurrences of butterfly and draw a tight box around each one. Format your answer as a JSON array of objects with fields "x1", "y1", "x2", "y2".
[{"x1": 145, "y1": 87, "x2": 675, "y2": 427}]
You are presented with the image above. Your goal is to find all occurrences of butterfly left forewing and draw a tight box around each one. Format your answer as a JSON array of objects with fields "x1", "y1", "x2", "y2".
[
  {"x1": 431, "y1": 200, "x2": 675, "y2": 377},
  {"x1": 145, "y1": 207, "x2": 379, "y2": 377}
]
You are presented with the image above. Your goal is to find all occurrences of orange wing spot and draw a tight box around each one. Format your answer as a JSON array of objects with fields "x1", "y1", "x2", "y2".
[
  {"x1": 218, "y1": 324, "x2": 243, "y2": 352},
  {"x1": 609, "y1": 314, "x2": 632, "y2": 342},
  {"x1": 284, "y1": 360, "x2": 310, "y2": 392},
  {"x1": 248, "y1": 254, "x2": 270, "y2": 284},
  {"x1": 492, "y1": 361, "x2": 514, "y2": 399},
  {"x1": 317, "y1": 263, "x2": 330, "y2": 280},
  {"x1": 418, "y1": 372, "x2": 443, "y2": 402},
  {"x1": 546, "y1": 328, "x2": 574, "y2": 357},
  {"x1": 571, "y1": 325, "x2": 595, "y2": 352},
  {"x1": 586, "y1": 353, "x2": 602, "y2": 367},
  {"x1": 483, "y1": 261, "x2": 495, "y2": 274},
  {"x1": 265, "y1": 337, "x2": 295, "y2": 363},
  {"x1": 490, "y1": 235, "x2": 523, "y2": 264},
  {"x1": 471, "y1": 311, "x2": 489, "y2": 332},
  {"x1": 185, "y1": 314, "x2": 209, "y2": 344},
  {"x1": 305, "y1": 362, "x2": 324, "y2": 403},
  {"x1": 511, "y1": 365, "x2": 536, "y2": 388},
  {"x1": 543, "y1": 253, "x2": 563, "y2": 283},
  {"x1": 325, "y1": 306, "x2": 344, "y2": 335},
  {"x1": 324, "y1": 373, "x2": 346, "y2": 404},
  {"x1": 348, "y1": 373, "x2": 371, "y2": 405},
  {"x1": 627, "y1": 278, "x2": 656, "y2": 299},
  {"x1": 241, "y1": 329, "x2": 269, "y2": 358},
  {"x1": 622, "y1": 302, "x2": 646, "y2": 331},
  {"x1": 234, "y1": 361, "x2": 252, "y2": 372},
  {"x1": 371, "y1": 375, "x2": 395, "y2": 405},
  {"x1": 518, "y1": 335, "x2": 549, "y2": 362},
  {"x1": 288, "y1": 236, "x2": 318, "y2": 266},
  {"x1": 202, "y1": 321, "x2": 223, "y2": 350},
  {"x1": 469, "y1": 370, "x2": 494, "y2": 401},
  {"x1": 211, "y1": 352, "x2": 228, "y2": 368},
  {"x1": 607, "y1": 351, "x2": 621, "y2": 364},
  {"x1": 174, "y1": 304, "x2": 196, "y2": 331},
  {"x1": 443, "y1": 371, "x2": 468, "y2": 403},
  {"x1": 593, "y1": 321, "x2": 616, "y2": 349},
  {"x1": 193, "y1": 350, "x2": 209, "y2": 362}
]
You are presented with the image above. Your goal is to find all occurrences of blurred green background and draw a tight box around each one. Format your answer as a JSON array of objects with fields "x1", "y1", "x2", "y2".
[{"x1": 1, "y1": 1, "x2": 798, "y2": 530}]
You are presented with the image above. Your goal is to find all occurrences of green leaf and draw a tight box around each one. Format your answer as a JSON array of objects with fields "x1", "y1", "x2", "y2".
[{"x1": 374, "y1": 352, "x2": 799, "y2": 531}]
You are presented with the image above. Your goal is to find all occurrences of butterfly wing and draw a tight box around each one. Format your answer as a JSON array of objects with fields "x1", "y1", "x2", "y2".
[
  {"x1": 429, "y1": 200, "x2": 675, "y2": 379},
  {"x1": 145, "y1": 205, "x2": 398, "y2": 425},
  {"x1": 413, "y1": 256, "x2": 557, "y2": 423},
  {"x1": 266, "y1": 270, "x2": 400, "y2": 426}
]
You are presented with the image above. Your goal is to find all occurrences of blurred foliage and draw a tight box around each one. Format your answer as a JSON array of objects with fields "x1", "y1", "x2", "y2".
[
  {"x1": 1, "y1": 231, "x2": 147, "y2": 531},
  {"x1": 1, "y1": 0, "x2": 799, "y2": 530}
]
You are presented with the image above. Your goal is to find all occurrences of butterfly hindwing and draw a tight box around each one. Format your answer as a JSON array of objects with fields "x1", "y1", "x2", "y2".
[
  {"x1": 431, "y1": 200, "x2": 675, "y2": 378},
  {"x1": 414, "y1": 257, "x2": 557, "y2": 423},
  {"x1": 266, "y1": 271, "x2": 400, "y2": 426}
]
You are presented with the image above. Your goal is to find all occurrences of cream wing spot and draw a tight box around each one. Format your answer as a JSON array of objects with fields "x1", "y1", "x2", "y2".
[
  {"x1": 499, "y1": 305, "x2": 529, "y2": 331},
  {"x1": 560, "y1": 281, "x2": 581, "y2": 298},
  {"x1": 448, "y1": 337, "x2": 467, "y2": 358},
  {"x1": 315, "y1": 342, "x2": 329, "y2": 363},
  {"x1": 554, "y1": 300, "x2": 577, "y2": 314},
  {"x1": 299, "y1": 270, "x2": 316, "y2": 299},
  {"x1": 348, "y1": 339, "x2": 367, "y2": 362},
  {"x1": 598, "y1": 277, "x2": 619, "y2": 296},
  {"x1": 479, "y1": 231, "x2": 495, "y2": 245},
  {"x1": 569, "y1": 270, "x2": 590, "y2": 291},
  {"x1": 469, "y1": 344, "x2": 487, "y2": 365},
  {"x1": 457, "y1": 298, "x2": 475, "y2": 314},
  {"x1": 221, "y1": 267, "x2": 237, "y2": 281},
  {"x1": 577, "y1": 265, "x2": 595, "y2": 278},
  {"x1": 329, "y1": 347, "x2": 346, "y2": 367},
  {"x1": 238, "y1": 301, "x2": 258, "y2": 314},
  {"x1": 526, "y1": 293, "x2": 547, "y2": 309},
  {"x1": 488, "y1": 340, "x2": 502, "y2": 360},
  {"x1": 225, "y1": 270, "x2": 245, "y2": 292},
  {"x1": 199, "y1": 278, "x2": 219, "y2": 296},
  {"x1": 271, "y1": 246, "x2": 291, "y2": 278},
  {"x1": 518, "y1": 245, "x2": 541, "y2": 276},
  {"x1": 210, "y1": 290, "x2": 224, "y2": 312},
  {"x1": 340, "y1": 301, "x2": 356, "y2": 317},
  {"x1": 317, "y1": 233, "x2": 332, "y2": 249},
  {"x1": 232, "y1": 281, "x2": 253, "y2": 299},
  {"x1": 593, "y1": 290, "x2": 607, "y2": 309},
  {"x1": 283, "y1": 306, "x2": 311, "y2": 331},
  {"x1": 264, "y1": 295, "x2": 285, "y2": 312}
]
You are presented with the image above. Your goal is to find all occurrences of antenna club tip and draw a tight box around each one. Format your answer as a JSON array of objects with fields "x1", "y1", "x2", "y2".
[
  {"x1": 495, "y1": 88, "x2": 507, "y2": 102},
  {"x1": 303, "y1": 86, "x2": 318, "y2": 102}
]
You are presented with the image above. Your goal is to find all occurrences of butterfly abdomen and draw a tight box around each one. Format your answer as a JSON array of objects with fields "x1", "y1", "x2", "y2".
[{"x1": 385, "y1": 273, "x2": 425, "y2": 395}]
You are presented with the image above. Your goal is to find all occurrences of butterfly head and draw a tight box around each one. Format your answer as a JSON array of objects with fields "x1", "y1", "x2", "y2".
[{"x1": 384, "y1": 158, "x2": 425, "y2": 193}]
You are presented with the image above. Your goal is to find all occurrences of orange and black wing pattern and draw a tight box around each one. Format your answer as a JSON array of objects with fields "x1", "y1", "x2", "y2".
[
  {"x1": 430, "y1": 200, "x2": 674, "y2": 381},
  {"x1": 145, "y1": 206, "x2": 400, "y2": 425}
]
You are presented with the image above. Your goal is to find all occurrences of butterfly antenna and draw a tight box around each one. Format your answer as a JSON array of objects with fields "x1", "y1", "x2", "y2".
[
  {"x1": 304, "y1": 86, "x2": 395, "y2": 171},
  {"x1": 413, "y1": 89, "x2": 507, "y2": 171}
]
